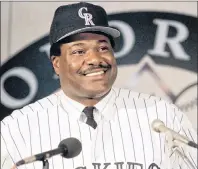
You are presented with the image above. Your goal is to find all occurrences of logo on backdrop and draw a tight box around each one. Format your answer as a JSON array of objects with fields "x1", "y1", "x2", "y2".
[{"x1": 0, "y1": 12, "x2": 197, "y2": 122}]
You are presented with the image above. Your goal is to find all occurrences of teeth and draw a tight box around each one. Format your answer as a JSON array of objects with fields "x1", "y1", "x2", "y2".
[{"x1": 85, "y1": 71, "x2": 104, "y2": 77}]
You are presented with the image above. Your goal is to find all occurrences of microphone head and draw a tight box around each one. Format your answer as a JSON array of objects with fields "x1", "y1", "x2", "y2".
[
  {"x1": 151, "y1": 119, "x2": 165, "y2": 133},
  {"x1": 58, "y1": 137, "x2": 82, "y2": 158}
]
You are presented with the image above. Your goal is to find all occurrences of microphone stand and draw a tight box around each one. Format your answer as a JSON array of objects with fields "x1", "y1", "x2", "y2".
[
  {"x1": 42, "y1": 159, "x2": 49, "y2": 169},
  {"x1": 165, "y1": 131, "x2": 196, "y2": 169}
]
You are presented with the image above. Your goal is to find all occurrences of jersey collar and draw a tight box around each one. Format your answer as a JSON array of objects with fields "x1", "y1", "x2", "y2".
[{"x1": 59, "y1": 88, "x2": 117, "y2": 121}]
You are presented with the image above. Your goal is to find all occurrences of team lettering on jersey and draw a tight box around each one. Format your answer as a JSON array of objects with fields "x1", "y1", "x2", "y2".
[{"x1": 75, "y1": 162, "x2": 160, "y2": 169}]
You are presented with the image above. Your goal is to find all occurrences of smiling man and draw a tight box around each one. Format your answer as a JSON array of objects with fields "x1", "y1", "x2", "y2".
[
  {"x1": 52, "y1": 32, "x2": 117, "y2": 105},
  {"x1": 1, "y1": 2, "x2": 197, "y2": 169}
]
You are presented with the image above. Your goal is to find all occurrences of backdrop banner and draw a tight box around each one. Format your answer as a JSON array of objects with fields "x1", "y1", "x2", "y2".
[{"x1": 0, "y1": 12, "x2": 197, "y2": 128}]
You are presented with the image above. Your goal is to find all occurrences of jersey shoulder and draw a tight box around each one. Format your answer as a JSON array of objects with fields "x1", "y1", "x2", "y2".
[
  {"x1": 1, "y1": 90, "x2": 63, "y2": 125},
  {"x1": 113, "y1": 86, "x2": 164, "y2": 101},
  {"x1": 113, "y1": 87, "x2": 184, "y2": 125},
  {"x1": 112, "y1": 87, "x2": 176, "y2": 113}
]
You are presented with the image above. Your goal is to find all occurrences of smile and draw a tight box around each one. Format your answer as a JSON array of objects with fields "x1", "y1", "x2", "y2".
[{"x1": 85, "y1": 71, "x2": 105, "y2": 77}]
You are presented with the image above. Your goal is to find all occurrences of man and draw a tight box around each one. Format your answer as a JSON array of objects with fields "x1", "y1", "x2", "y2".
[{"x1": 1, "y1": 2, "x2": 197, "y2": 169}]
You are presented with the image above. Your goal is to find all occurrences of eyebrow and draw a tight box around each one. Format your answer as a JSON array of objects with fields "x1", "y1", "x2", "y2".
[
  {"x1": 98, "y1": 39, "x2": 109, "y2": 44},
  {"x1": 70, "y1": 43, "x2": 85, "y2": 48}
]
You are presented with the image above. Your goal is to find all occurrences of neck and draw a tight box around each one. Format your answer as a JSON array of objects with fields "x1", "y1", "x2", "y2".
[
  {"x1": 77, "y1": 97, "x2": 102, "y2": 106},
  {"x1": 62, "y1": 89, "x2": 110, "y2": 106}
]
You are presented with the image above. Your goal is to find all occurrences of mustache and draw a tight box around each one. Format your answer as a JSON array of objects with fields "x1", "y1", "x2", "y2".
[{"x1": 79, "y1": 63, "x2": 111, "y2": 75}]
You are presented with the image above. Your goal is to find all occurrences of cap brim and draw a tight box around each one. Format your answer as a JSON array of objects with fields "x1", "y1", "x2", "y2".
[{"x1": 56, "y1": 26, "x2": 120, "y2": 43}]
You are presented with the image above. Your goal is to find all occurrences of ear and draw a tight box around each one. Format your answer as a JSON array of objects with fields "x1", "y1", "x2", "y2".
[{"x1": 51, "y1": 56, "x2": 60, "y2": 75}]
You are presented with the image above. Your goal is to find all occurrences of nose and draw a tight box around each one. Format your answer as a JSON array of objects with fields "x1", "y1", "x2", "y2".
[{"x1": 85, "y1": 50, "x2": 103, "y2": 66}]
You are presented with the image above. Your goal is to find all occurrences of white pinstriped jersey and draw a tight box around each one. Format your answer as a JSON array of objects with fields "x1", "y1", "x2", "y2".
[{"x1": 1, "y1": 87, "x2": 197, "y2": 169}]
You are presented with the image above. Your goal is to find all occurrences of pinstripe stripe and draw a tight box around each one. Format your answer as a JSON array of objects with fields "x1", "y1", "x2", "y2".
[
  {"x1": 154, "y1": 100, "x2": 163, "y2": 164},
  {"x1": 26, "y1": 116, "x2": 32, "y2": 154},
  {"x1": 178, "y1": 127, "x2": 182, "y2": 133},
  {"x1": 189, "y1": 153, "x2": 197, "y2": 168},
  {"x1": 180, "y1": 147, "x2": 195, "y2": 169},
  {"x1": 94, "y1": 127, "x2": 99, "y2": 161},
  {"x1": 114, "y1": 103, "x2": 126, "y2": 161},
  {"x1": 102, "y1": 121, "x2": 106, "y2": 162},
  {"x1": 170, "y1": 149, "x2": 176, "y2": 165},
  {"x1": 26, "y1": 104, "x2": 36, "y2": 169},
  {"x1": 177, "y1": 114, "x2": 183, "y2": 133},
  {"x1": 88, "y1": 126, "x2": 92, "y2": 141},
  {"x1": 1, "y1": 156, "x2": 7, "y2": 168},
  {"x1": 77, "y1": 120, "x2": 85, "y2": 166},
  {"x1": 46, "y1": 109, "x2": 55, "y2": 169},
  {"x1": 57, "y1": 106, "x2": 62, "y2": 140},
  {"x1": 180, "y1": 114, "x2": 184, "y2": 123},
  {"x1": 56, "y1": 106, "x2": 65, "y2": 169},
  {"x1": 1, "y1": 120, "x2": 5, "y2": 125},
  {"x1": 172, "y1": 112, "x2": 176, "y2": 131},
  {"x1": 100, "y1": 90, "x2": 116, "y2": 114},
  {"x1": 128, "y1": 90, "x2": 130, "y2": 98},
  {"x1": 55, "y1": 106, "x2": 61, "y2": 142},
  {"x1": 182, "y1": 129, "x2": 189, "y2": 138},
  {"x1": 46, "y1": 97, "x2": 54, "y2": 106},
  {"x1": 132, "y1": 98, "x2": 146, "y2": 167},
  {"x1": 109, "y1": 121, "x2": 116, "y2": 161},
  {"x1": 118, "y1": 88, "x2": 121, "y2": 97},
  {"x1": 10, "y1": 114, "x2": 14, "y2": 119},
  {"x1": 123, "y1": 98, "x2": 136, "y2": 162},
  {"x1": 1, "y1": 134, "x2": 16, "y2": 168},
  {"x1": 26, "y1": 115, "x2": 35, "y2": 169},
  {"x1": 7, "y1": 124, "x2": 23, "y2": 162},
  {"x1": 165, "y1": 103, "x2": 168, "y2": 127},
  {"x1": 38, "y1": 101, "x2": 44, "y2": 109},
  {"x1": 27, "y1": 105, "x2": 34, "y2": 112},
  {"x1": 187, "y1": 130, "x2": 195, "y2": 142},
  {"x1": 36, "y1": 111, "x2": 42, "y2": 152},
  {"x1": 19, "y1": 109, "x2": 24, "y2": 115},
  {"x1": 65, "y1": 111, "x2": 71, "y2": 136},
  {"x1": 143, "y1": 99, "x2": 155, "y2": 161},
  {"x1": 181, "y1": 148, "x2": 196, "y2": 168},
  {"x1": 65, "y1": 109, "x2": 74, "y2": 168},
  {"x1": 16, "y1": 119, "x2": 26, "y2": 145},
  {"x1": 164, "y1": 102, "x2": 168, "y2": 155}
]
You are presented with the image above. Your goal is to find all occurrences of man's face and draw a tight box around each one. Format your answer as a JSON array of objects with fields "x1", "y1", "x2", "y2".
[{"x1": 52, "y1": 32, "x2": 117, "y2": 99}]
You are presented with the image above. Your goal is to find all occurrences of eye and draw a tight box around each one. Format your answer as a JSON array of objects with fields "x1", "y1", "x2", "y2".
[
  {"x1": 99, "y1": 46, "x2": 109, "y2": 52},
  {"x1": 72, "y1": 50, "x2": 85, "y2": 55}
]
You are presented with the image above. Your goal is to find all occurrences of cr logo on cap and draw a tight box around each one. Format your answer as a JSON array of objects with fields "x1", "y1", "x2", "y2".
[{"x1": 78, "y1": 7, "x2": 95, "y2": 26}]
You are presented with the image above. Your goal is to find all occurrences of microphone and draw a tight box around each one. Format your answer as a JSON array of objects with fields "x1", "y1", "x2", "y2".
[
  {"x1": 152, "y1": 119, "x2": 198, "y2": 149},
  {"x1": 16, "y1": 137, "x2": 82, "y2": 167}
]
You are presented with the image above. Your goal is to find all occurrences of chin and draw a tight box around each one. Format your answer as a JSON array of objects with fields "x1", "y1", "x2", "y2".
[{"x1": 85, "y1": 86, "x2": 110, "y2": 98}]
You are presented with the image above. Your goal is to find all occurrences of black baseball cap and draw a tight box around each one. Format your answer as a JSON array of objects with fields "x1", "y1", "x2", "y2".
[{"x1": 49, "y1": 2, "x2": 120, "y2": 45}]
